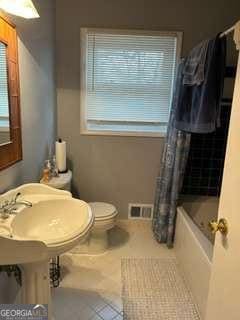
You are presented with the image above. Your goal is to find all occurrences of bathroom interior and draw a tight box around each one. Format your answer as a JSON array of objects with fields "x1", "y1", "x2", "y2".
[{"x1": 0, "y1": 0, "x2": 240, "y2": 319}]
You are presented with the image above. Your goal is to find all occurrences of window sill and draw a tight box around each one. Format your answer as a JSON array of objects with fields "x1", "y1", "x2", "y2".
[{"x1": 80, "y1": 129, "x2": 166, "y2": 138}]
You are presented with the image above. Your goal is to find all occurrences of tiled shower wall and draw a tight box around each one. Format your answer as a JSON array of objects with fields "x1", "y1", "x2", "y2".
[{"x1": 182, "y1": 99, "x2": 231, "y2": 197}]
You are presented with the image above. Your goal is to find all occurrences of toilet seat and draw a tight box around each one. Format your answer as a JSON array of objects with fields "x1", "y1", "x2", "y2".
[{"x1": 88, "y1": 202, "x2": 118, "y2": 221}]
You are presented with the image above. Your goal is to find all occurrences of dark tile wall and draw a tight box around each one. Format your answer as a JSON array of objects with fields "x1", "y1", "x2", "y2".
[{"x1": 182, "y1": 99, "x2": 231, "y2": 196}]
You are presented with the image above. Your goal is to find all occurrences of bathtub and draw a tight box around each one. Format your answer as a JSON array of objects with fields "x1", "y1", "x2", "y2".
[{"x1": 174, "y1": 196, "x2": 219, "y2": 319}]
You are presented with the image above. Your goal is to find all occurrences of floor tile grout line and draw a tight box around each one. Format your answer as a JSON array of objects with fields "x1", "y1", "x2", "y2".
[
  {"x1": 107, "y1": 303, "x2": 123, "y2": 315},
  {"x1": 96, "y1": 303, "x2": 123, "y2": 318},
  {"x1": 102, "y1": 299, "x2": 123, "y2": 313}
]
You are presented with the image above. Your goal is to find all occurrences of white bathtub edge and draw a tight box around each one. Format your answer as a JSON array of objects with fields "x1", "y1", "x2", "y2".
[{"x1": 174, "y1": 206, "x2": 213, "y2": 319}]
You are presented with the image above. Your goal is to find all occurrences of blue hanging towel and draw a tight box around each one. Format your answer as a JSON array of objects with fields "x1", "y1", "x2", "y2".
[
  {"x1": 182, "y1": 39, "x2": 209, "y2": 86},
  {"x1": 173, "y1": 35, "x2": 226, "y2": 133}
]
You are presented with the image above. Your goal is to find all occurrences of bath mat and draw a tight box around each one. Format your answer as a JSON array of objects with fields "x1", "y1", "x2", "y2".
[{"x1": 121, "y1": 258, "x2": 201, "y2": 320}]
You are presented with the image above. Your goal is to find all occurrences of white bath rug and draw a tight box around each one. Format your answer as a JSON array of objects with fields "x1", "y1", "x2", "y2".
[{"x1": 121, "y1": 258, "x2": 201, "y2": 320}]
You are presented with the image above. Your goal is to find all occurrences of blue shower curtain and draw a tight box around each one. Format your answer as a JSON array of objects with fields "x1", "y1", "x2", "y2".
[{"x1": 152, "y1": 61, "x2": 191, "y2": 247}]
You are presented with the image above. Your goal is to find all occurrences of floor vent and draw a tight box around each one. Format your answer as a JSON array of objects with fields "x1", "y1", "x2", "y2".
[{"x1": 128, "y1": 203, "x2": 153, "y2": 220}]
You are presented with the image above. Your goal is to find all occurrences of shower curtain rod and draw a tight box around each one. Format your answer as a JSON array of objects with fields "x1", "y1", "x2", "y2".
[{"x1": 220, "y1": 24, "x2": 236, "y2": 38}]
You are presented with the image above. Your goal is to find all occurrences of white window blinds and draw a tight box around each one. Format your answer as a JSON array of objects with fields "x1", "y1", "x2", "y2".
[
  {"x1": 0, "y1": 42, "x2": 10, "y2": 128},
  {"x1": 81, "y1": 29, "x2": 181, "y2": 136}
]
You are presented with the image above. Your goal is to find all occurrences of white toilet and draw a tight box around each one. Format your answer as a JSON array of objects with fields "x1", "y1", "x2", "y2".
[
  {"x1": 40, "y1": 172, "x2": 118, "y2": 254},
  {"x1": 71, "y1": 202, "x2": 118, "y2": 254}
]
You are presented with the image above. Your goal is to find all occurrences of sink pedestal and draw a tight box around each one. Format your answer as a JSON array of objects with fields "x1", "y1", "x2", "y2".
[{"x1": 20, "y1": 260, "x2": 52, "y2": 319}]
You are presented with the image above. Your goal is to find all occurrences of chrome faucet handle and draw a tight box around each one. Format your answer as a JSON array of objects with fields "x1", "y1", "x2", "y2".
[
  {"x1": 0, "y1": 193, "x2": 32, "y2": 218},
  {"x1": 0, "y1": 200, "x2": 10, "y2": 210},
  {"x1": 0, "y1": 200, "x2": 10, "y2": 219},
  {"x1": 0, "y1": 202, "x2": 10, "y2": 219},
  {"x1": 14, "y1": 192, "x2": 21, "y2": 202},
  {"x1": 12, "y1": 193, "x2": 32, "y2": 207},
  {"x1": 15, "y1": 200, "x2": 32, "y2": 208}
]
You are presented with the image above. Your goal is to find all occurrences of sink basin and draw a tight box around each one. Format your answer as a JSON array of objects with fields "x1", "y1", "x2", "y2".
[
  {"x1": 0, "y1": 184, "x2": 94, "y2": 258},
  {"x1": 0, "y1": 224, "x2": 11, "y2": 236},
  {"x1": 11, "y1": 198, "x2": 93, "y2": 256}
]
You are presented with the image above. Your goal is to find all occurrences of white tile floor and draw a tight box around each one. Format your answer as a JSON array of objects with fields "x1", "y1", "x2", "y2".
[{"x1": 52, "y1": 220, "x2": 175, "y2": 320}]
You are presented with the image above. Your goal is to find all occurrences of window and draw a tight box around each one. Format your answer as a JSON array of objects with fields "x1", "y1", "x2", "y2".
[
  {"x1": 80, "y1": 28, "x2": 182, "y2": 137},
  {"x1": 0, "y1": 42, "x2": 10, "y2": 130}
]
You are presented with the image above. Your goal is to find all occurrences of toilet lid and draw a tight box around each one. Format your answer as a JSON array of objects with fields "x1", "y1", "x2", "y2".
[
  {"x1": 88, "y1": 202, "x2": 117, "y2": 220},
  {"x1": 40, "y1": 170, "x2": 72, "y2": 189}
]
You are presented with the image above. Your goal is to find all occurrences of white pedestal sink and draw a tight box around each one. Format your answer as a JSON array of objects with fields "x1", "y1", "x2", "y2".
[{"x1": 0, "y1": 184, "x2": 94, "y2": 319}]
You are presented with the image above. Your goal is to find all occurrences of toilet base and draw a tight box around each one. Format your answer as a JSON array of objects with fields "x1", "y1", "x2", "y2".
[{"x1": 71, "y1": 229, "x2": 109, "y2": 255}]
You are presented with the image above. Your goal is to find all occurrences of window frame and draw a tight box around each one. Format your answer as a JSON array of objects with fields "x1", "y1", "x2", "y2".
[{"x1": 80, "y1": 28, "x2": 183, "y2": 137}]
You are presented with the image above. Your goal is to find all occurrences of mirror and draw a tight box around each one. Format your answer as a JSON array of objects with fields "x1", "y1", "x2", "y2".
[
  {"x1": 0, "y1": 41, "x2": 11, "y2": 145},
  {"x1": 0, "y1": 14, "x2": 22, "y2": 171}
]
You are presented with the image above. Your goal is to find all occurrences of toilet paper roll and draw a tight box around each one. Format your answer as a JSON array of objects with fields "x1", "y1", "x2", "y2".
[{"x1": 56, "y1": 140, "x2": 67, "y2": 173}]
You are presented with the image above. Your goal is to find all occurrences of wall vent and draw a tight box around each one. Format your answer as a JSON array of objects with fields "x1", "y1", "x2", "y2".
[{"x1": 128, "y1": 203, "x2": 153, "y2": 220}]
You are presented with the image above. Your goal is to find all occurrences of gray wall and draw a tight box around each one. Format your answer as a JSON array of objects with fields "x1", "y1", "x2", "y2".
[
  {"x1": 56, "y1": 0, "x2": 240, "y2": 218},
  {"x1": 0, "y1": 0, "x2": 56, "y2": 194},
  {"x1": 0, "y1": 0, "x2": 56, "y2": 303}
]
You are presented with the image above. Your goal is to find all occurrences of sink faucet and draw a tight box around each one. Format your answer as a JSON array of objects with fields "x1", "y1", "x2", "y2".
[{"x1": 0, "y1": 192, "x2": 32, "y2": 219}]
